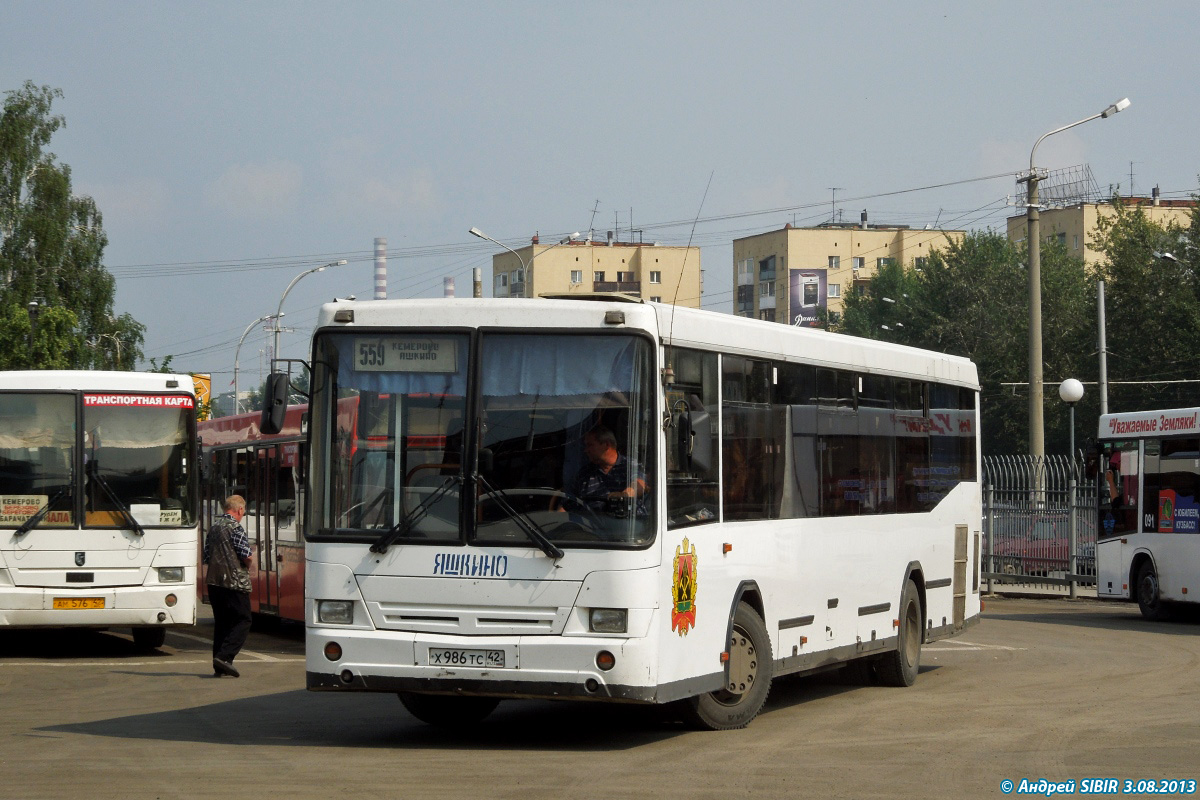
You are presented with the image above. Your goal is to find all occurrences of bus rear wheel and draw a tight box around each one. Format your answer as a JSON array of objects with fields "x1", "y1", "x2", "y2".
[
  {"x1": 398, "y1": 693, "x2": 500, "y2": 727},
  {"x1": 1136, "y1": 560, "x2": 1171, "y2": 621},
  {"x1": 681, "y1": 602, "x2": 773, "y2": 730},
  {"x1": 877, "y1": 580, "x2": 921, "y2": 687}
]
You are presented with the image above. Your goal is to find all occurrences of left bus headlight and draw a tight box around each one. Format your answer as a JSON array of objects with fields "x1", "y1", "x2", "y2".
[
  {"x1": 318, "y1": 600, "x2": 355, "y2": 624},
  {"x1": 157, "y1": 567, "x2": 184, "y2": 583},
  {"x1": 589, "y1": 608, "x2": 627, "y2": 634}
]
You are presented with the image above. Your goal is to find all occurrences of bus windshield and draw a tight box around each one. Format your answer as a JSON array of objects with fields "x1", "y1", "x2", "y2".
[
  {"x1": 0, "y1": 391, "x2": 195, "y2": 529},
  {"x1": 0, "y1": 392, "x2": 75, "y2": 528},
  {"x1": 82, "y1": 394, "x2": 196, "y2": 528},
  {"x1": 311, "y1": 331, "x2": 657, "y2": 548}
]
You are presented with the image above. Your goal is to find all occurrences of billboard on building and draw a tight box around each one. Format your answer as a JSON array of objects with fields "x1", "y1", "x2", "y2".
[{"x1": 789, "y1": 269, "x2": 827, "y2": 327}]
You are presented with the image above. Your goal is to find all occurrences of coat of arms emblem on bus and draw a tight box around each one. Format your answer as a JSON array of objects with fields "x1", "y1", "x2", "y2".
[{"x1": 671, "y1": 537, "x2": 697, "y2": 635}]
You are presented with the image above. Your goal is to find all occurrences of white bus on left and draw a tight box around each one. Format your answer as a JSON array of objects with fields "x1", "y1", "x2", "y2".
[{"x1": 0, "y1": 370, "x2": 199, "y2": 647}]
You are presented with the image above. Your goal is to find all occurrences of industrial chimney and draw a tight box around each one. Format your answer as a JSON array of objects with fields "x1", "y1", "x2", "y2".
[{"x1": 374, "y1": 237, "x2": 387, "y2": 299}]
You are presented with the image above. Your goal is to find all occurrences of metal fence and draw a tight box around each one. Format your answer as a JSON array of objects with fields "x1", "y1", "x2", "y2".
[{"x1": 982, "y1": 455, "x2": 1096, "y2": 595}]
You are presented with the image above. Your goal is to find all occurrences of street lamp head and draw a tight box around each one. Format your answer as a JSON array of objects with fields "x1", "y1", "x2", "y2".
[
  {"x1": 1101, "y1": 97, "x2": 1131, "y2": 118},
  {"x1": 1059, "y1": 378, "x2": 1085, "y2": 404},
  {"x1": 1153, "y1": 251, "x2": 1180, "y2": 263},
  {"x1": 468, "y1": 227, "x2": 486, "y2": 239}
]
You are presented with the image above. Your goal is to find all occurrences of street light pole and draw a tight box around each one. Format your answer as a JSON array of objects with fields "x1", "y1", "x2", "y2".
[
  {"x1": 469, "y1": 227, "x2": 579, "y2": 297},
  {"x1": 27, "y1": 300, "x2": 39, "y2": 365},
  {"x1": 235, "y1": 314, "x2": 278, "y2": 414},
  {"x1": 1059, "y1": 377, "x2": 1085, "y2": 599},
  {"x1": 1024, "y1": 98, "x2": 1129, "y2": 462},
  {"x1": 273, "y1": 260, "x2": 347, "y2": 370}
]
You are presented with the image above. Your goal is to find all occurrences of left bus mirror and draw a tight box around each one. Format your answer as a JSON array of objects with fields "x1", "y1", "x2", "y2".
[{"x1": 260, "y1": 372, "x2": 289, "y2": 435}]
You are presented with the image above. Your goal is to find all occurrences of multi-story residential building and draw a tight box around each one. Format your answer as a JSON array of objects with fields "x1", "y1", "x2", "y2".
[
  {"x1": 732, "y1": 213, "x2": 965, "y2": 325},
  {"x1": 1006, "y1": 190, "x2": 1196, "y2": 266},
  {"x1": 488, "y1": 232, "x2": 701, "y2": 307}
]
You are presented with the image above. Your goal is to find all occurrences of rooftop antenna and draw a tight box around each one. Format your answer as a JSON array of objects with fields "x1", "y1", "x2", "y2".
[
  {"x1": 588, "y1": 199, "x2": 600, "y2": 240},
  {"x1": 828, "y1": 187, "x2": 843, "y2": 223}
]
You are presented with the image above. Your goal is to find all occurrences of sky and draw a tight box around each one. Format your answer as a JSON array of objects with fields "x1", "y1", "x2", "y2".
[{"x1": 3, "y1": 1, "x2": 1197, "y2": 389}]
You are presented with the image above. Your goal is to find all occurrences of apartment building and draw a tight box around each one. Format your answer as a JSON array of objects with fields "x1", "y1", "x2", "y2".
[
  {"x1": 1006, "y1": 191, "x2": 1196, "y2": 266},
  {"x1": 732, "y1": 213, "x2": 965, "y2": 326},
  {"x1": 489, "y1": 232, "x2": 701, "y2": 307}
]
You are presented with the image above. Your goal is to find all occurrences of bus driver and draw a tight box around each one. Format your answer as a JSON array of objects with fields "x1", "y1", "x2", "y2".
[{"x1": 559, "y1": 425, "x2": 648, "y2": 518}]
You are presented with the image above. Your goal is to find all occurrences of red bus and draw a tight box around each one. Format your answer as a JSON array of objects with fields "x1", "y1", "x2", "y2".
[{"x1": 198, "y1": 405, "x2": 307, "y2": 621}]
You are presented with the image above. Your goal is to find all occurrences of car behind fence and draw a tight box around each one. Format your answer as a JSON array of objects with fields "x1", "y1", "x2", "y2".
[{"x1": 983, "y1": 455, "x2": 1096, "y2": 594}]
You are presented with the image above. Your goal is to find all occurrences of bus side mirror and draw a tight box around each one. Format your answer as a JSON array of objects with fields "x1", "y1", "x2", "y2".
[
  {"x1": 676, "y1": 408, "x2": 712, "y2": 475},
  {"x1": 260, "y1": 372, "x2": 289, "y2": 435}
]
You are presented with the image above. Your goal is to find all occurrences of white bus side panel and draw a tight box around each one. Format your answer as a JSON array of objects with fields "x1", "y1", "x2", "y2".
[{"x1": 654, "y1": 482, "x2": 981, "y2": 694}]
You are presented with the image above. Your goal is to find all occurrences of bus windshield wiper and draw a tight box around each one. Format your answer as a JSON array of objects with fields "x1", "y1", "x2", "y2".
[
  {"x1": 475, "y1": 474, "x2": 563, "y2": 560},
  {"x1": 369, "y1": 476, "x2": 459, "y2": 554},
  {"x1": 13, "y1": 486, "x2": 70, "y2": 538},
  {"x1": 86, "y1": 461, "x2": 145, "y2": 537}
]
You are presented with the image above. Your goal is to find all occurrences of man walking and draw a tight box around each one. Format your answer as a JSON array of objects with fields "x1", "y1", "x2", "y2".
[{"x1": 204, "y1": 495, "x2": 253, "y2": 677}]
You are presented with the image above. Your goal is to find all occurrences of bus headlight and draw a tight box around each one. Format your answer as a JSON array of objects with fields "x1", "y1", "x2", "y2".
[
  {"x1": 589, "y1": 608, "x2": 627, "y2": 634},
  {"x1": 318, "y1": 600, "x2": 354, "y2": 624},
  {"x1": 157, "y1": 567, "x2": 184, "y2": 583}
]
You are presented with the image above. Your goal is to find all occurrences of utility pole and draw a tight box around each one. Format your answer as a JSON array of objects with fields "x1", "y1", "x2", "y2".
[{"x1": 1098, "y1": 280, "x2": 1109, "y2": 416}]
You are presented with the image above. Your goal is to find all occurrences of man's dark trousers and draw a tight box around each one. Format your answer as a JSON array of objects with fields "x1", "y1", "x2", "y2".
[{"x1": 209, "y1": 584, "x2": 252, "y2": 663}]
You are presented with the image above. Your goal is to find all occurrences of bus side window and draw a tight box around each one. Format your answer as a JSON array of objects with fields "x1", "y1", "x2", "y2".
[{"x1": 667, "y1": 349, "x2": 719, "y2": 528}]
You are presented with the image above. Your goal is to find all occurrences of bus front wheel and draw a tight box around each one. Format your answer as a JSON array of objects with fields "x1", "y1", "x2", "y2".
[
  {"x1": 131, "y1": 627, "x2": 166, "y2": 650},
  {"x1": 1136, "y1": 560, "x2": 1171, "y2": 621},
  {"x1": 681, "y1": 602, "x2": 773, "y2": 730},
  {"x1": 877, "y1": 580, "x2": 921, "y2": 687},
  {"x1": 398, "y1": 693, "x2": 500, "y2": 727}
]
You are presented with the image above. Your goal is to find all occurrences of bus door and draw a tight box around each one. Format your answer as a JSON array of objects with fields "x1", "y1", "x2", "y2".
[
  {"x1": 255, "y1": 446, "x2": 279, "y2": 613},
  {"x1": 274, "y1": 441, "x2": 305, "y2": 621}
]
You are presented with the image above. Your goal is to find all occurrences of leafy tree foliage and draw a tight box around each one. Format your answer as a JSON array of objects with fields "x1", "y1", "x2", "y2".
[
  {"x1": 0, "y1": 81, "x2": 144, "y2": 369},
  {"x1": 1090, "y1": 200, "x2": 1200, "y2": 414}
]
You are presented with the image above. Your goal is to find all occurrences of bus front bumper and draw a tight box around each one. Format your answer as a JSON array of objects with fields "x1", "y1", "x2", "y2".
[
  {"x1": 0, "y1": 584, "x2": 197, "y2": 627},
  {"x1": 306, "y1": 626, "x2": 660, "y2": 703}
]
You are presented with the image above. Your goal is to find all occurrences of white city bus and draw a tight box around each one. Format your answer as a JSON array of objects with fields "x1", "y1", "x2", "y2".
[
  {"x1": 0, "y1": 371, "x2": 199, "y2": 647},
  {"x1": 291, "y1": 296, "x2": 982, "y2": 729},
  {"x1": 1096, "y1": 407, "x2": 1200, "y2": 620}
]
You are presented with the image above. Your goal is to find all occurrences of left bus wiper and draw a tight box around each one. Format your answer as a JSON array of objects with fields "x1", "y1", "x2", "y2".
[
  {"x1": 369, "y1": 476, "x2": 459, "y2": 554},
  {"x1": 475, "y1": 474, "x2": 564, "y2": 560},
  {"x1": 13, "y1": 486, "x2": 70, "y2": 538},
  {"x1": 86, "y1": 461, "x2": 145, "y2": 537}
]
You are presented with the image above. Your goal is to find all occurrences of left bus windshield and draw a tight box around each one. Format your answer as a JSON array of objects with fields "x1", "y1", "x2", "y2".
[
  {"x1": 311, "y1": 331, "x2": 656, "y2": 548},
  {"x1": 82, "y1": 394, "x2": 196, "y2": 527},
  {"x1": 0, "y1": 392, "x2": 75, "y2": 528}
]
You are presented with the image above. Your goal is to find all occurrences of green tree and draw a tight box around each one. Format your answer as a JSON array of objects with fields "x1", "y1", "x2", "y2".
[
  {"x1": 0, "y1": 81, "x2": 144, "y2": 369},
  {"x1": 1091, "y1": 198, "x2": 1200, "y2": 413},
  {"x1": 837, "y1": 231, "x2": 1094, "y2": 455}
]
